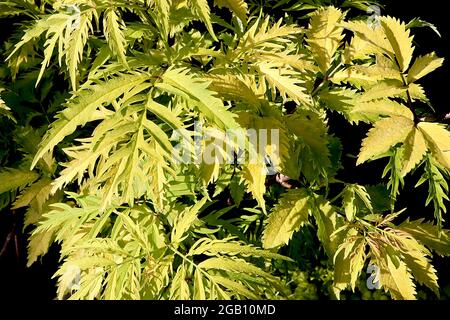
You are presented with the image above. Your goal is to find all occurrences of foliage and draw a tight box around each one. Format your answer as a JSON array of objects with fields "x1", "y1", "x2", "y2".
[{"x1": 0, "y1": 0, "x2": 449, "y2": 300}]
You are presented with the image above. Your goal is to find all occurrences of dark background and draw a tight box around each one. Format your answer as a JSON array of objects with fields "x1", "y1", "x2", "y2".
[{"x1": 0, "y1": 0, "x2": 448, "y2": 300}]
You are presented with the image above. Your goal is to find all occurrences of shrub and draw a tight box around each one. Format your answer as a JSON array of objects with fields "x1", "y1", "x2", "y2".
[{"x1": 0, "y1": 0, "x2": 449, "y2": 300}]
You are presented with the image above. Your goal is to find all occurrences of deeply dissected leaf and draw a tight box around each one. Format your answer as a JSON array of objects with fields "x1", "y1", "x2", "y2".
[
  {"x1": 307, "y1": 6, "x2": 344, "y2": 74},
  {"x1": 0, "y1": 167, "x2": 40, "y2": 194},
  {"x1": 159, "y1": 68, "x2": 240, "y2": 131},
  {"x1": 214, "y1": 0, "x2": 248, "y2": 23}
]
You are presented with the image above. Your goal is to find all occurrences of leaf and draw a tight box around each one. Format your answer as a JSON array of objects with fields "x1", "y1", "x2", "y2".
[
  {"x1": 342, "y1": 184, "x2": 372, "y2": 221},
  {"x1": 262, "y1": 189, "x2": 311, "y2": 249},
  {"x1": 306, "y1": 6, "x2": 344, "y2": 74},
  {"x1": 258, "y1": 63, "x2": 311, "y2": 105},
  {"x1": 333, "y1": 237, "x2": 366, "y2": 292},
  {"x1": 349, "y1": 100, "x2": 413, "y2": 125},
  {"x1": 31, "y1": 73, "x2": 150, "y2": 169},
  {"x1": 380, "y1": 252, "x2": 417, "y2": 300},
  {"x1": 380, "y1": 16, "x2": 415, "y2": 72},
  {"x1": 0, "y1": 168, "x2": 40, "y2": 194},
  {"x1": 242, "y1": 158, "x2": 267, "y2": 213},
  {"x1": 406, "y1": 17, "x2": 441, "y2": 37},
  {"x1": 210, "y1": 275, "x2": 258, "y2": 299},
  {"x1": 313, "y1": 198, "x2": 345, "y2": 258},
  {"x1": 206, "y1": 74, "x2": 261, "y2": 106},
  {"x1": 66, "y1": 12, "x2": 93, "y2": 89},
  {"x1": 191, "y1": 0, "x2": 217, "y2": 41},
  {"x1": 103, "y1": 9, "x2": 128, "y2": 67},
  {"x1": 237, "y1": 113, "x2": 291, "y2": 173},
  {"x1": 0, "y1": 94, "x2": 16, "y2": 123},
  {"x1": 159, "y1": 68, "x2": 239, "y2": 131},
  {"x1": 398, "y1": 129, "x2": 428, "y2": 177},
  {"x1": 193, "y1": 269, "x2": 206, "y2": 299},
  {"x1": 190, "y1": 238, "x2": 291, "y2": 261},
  {"x1": 171, "y1": 197, "x2": 207, "y2": 243},
  {"x1": 418, "y1": 122, "x2": 450, "y2": 170},
  {"x1": 27, "y1": 228, "x2": 54, "y2": 266},
  {"x1": 358, "y1": 81, "x2": 407, "y2": 102},
  {"x1": 407, "y1": 52, "x2": 444, "y2": 83},
  {"x1": 342, "y1": 20, "x2": 393, "y2": 59},
  {"x1": 237, "y1": 16, "x2": 302, "y2": 53},
  {"x1": 399, "y1": 219, "x2": 450, "y2": 256},
  {"x1": 357, "y1": 116, "x2": 415, "y2": 165},
  {"x1": 199, "y1": 257, "x2": 276, "y2": 281},
  {"x1": 12, "y1": 178, "x2": 52, "y2": 209},
  {"x1": 403, "y1": 249, "x2": 439, "y2": 295},
  {"x1": 214, "y1": 0, "x2": 248, "y2": 23},
  {"x1": 285, "y1": 111, "x2": 331, "y2": 180}
]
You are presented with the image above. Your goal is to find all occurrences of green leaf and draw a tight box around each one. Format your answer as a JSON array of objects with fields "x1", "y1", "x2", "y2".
[
  {"x1": 214, "y1": 0, "x2": 248, "y2": 23},
  {"x1": 408, "y1": 52, "x2": 444, "y2": 83},
  {"x1": 399, "y1": 219, "x2": 450, "y2": 256},
  {"x1": 398, "y1": 129, "x2": 428, "y2": 177},
  {"x1": 380, "y1": 252, "x2": 417, "y2": 300},
  {"x1": 262, "y1": 188, "x2": 311, "y2": 249},
  {"x1": 103, "y1": 8, "x2": 128, "y2": 67},
  {"x1": 342, "y1": 184, "x2": 372, "y2": 221},
  {"x1": 159, "y1": 68, "x2": 239, "y2": 131},
  {"x1": 418, "y1": 122, "x2": 450, "y2": 170},
  {"x1": 357, "y1": 116, "x2": 415, "y2": 165},
  {"x1": 242, "y1": 159, "x2": 267, "y2": 214},
  {"x1": 306, "y1": 6, "x2": 344, "y2": 74},
  {"x1": 191, "y1": 0, "x2": 218, "y2": 41},
  {"x1": 0, "y1": 167, "x2": 40, "y2": 194},
  {"x1": 258, "y1": 63, "x2": 312, "y2": 105},
  {"x1": 380, "y1": 16, "x2": 415, "y2": 72},
  {"x1": 313, "y1": 198, "x2": 345, "y2": 258},
  {"x1": 32, "y1": 73, "x2": 150, "y2": 169},
  {"x1": 27, "y1": 228, "x2": 54, "y2": 266},
  {"x1": 66, "y1": 12, "x2": 93, "y2": 89},
  {"x1": 172, "y1": 197, "x2": 208, "y2": 243}
]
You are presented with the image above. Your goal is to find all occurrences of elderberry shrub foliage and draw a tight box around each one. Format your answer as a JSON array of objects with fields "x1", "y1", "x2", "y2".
[{"x1": 0, "y1": 0, "x2": 449, "y2": 300}]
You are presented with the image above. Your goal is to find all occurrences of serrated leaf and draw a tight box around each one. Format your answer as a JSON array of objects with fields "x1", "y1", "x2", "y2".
[
  {"x1": 399, "y1": 219, "x2": 450, "y2": 256},
  {"x1": 398, "y1": 129, "x2": 428, "y2": 177},
  {"x1": 350, "y1": 100, "x2": 414, "y2": 124},
  {"x1": 172, "y1": 197, "x2": 207, "y2": 243},
  {"x1": 0, "y1": 168, "x2": 40, "y2": 194},
  {"x1": 27, "y1": 228, "x2": 54, "y2": 266},
  {"x1": 66, "y1": 12, "x2": 93, "y2": 89},
  {"x1": 258, "y1": 63, "x2": 311, "y2": 105},
  {"x1": 418, "y1": 122, "x2": 450, "y2": 170},
  {"x1": 307, "y1": 6, "x2": 344, "y2": 74},
  {"x1": 380, "y1": 252, "x2": 417, "y2": 300},
  {"x1": 357, "y1": 116, "x2": 414, "y2": 165},
  {"x1": 32, "y1": 73, "x2": 150, "y2": 169},
  {"x1": 403, "y1": 249, "x2": 439, "y2": 295},
  {"x1": 159, "y1": 68, "x2": 239, "y2": 130},
  {"x1": 103, "y1": 9, "x2": 128, "y2": 67},
  {"x1": 313, "y1": 198, "x2": 345, "y2": 258},
  {"x1": 12, "y1": 178, "x2": 52, "y2": 209},
  {"x1": 262, "y1": 188, "x2": 311, "y2": 249},
  {"x1": 242, "y1": 157, "x2": 267, "y2": 213},
  {"x1": 380, "y1": 16, "x2": 415, "y2": 72},
  {"x1": 191, "y1": 0, "x2": 217, "y2": 41},
  {"x1": 408, "y1": 52, "x2": 444, "y2": 83},
  {"x1": 214, "y1": 0, "x2": 248, "y2": 23},
  {"x1": 358, "y1": 81, "x2": 407, "y2": 103}
]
